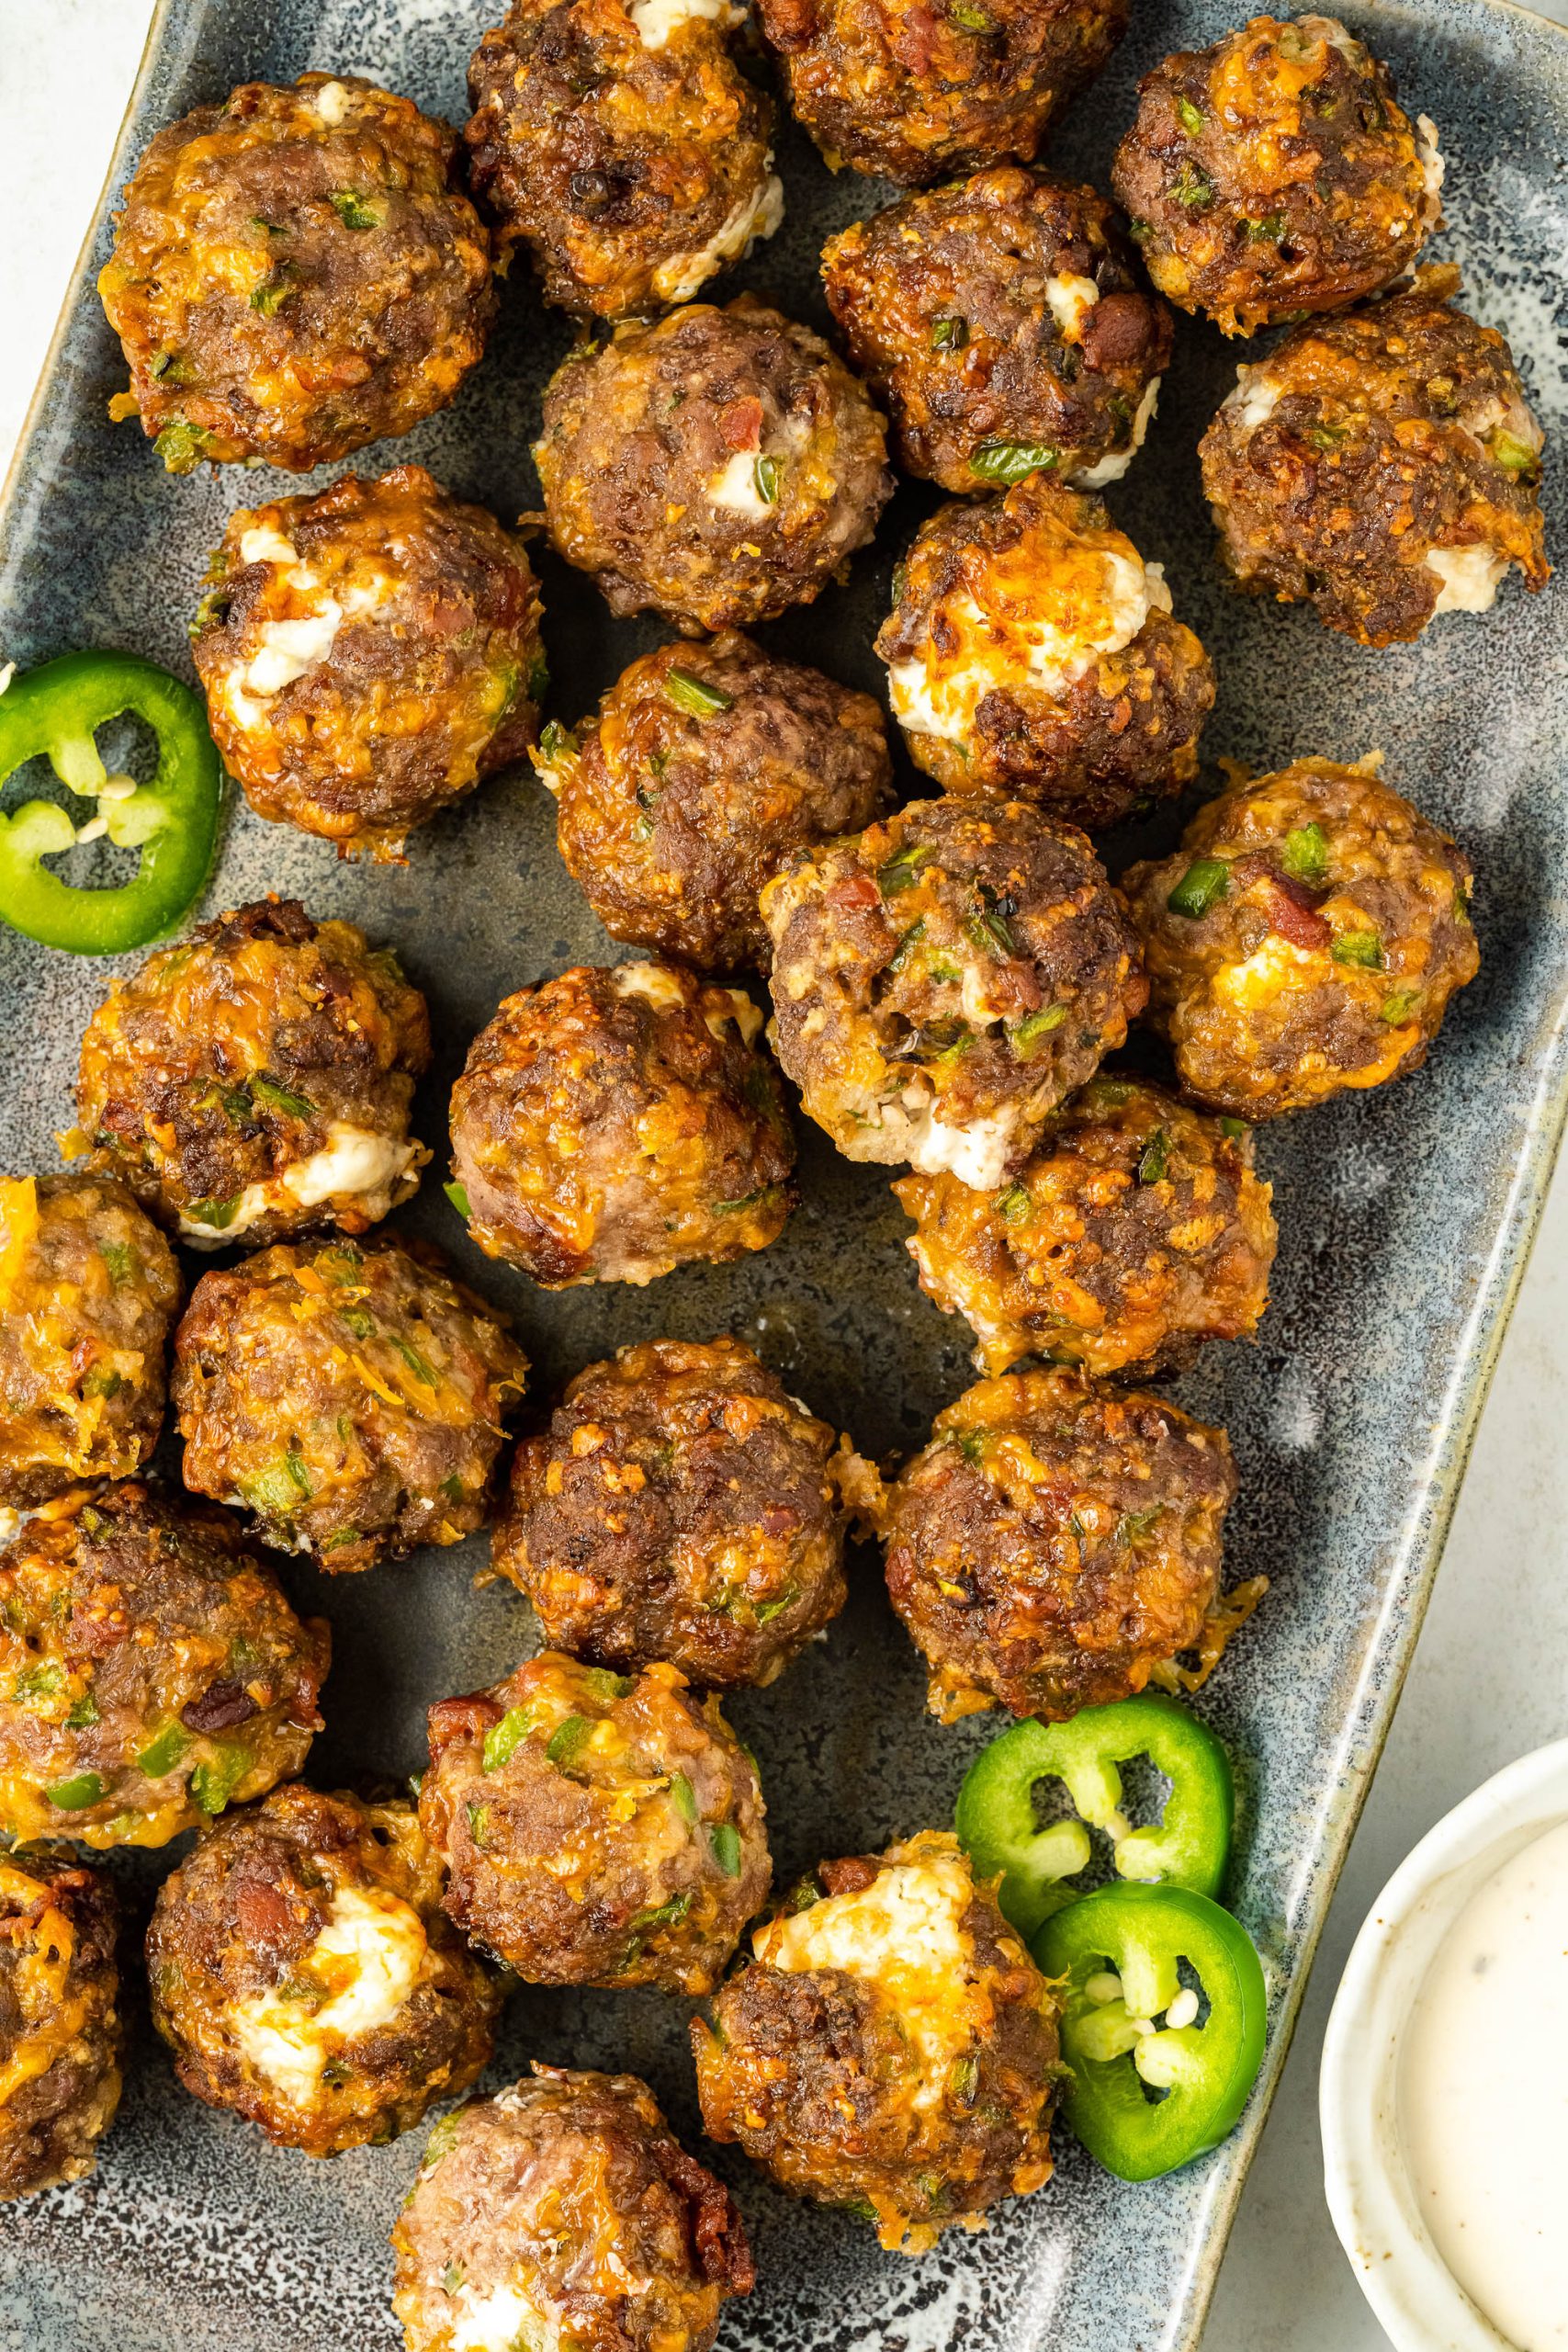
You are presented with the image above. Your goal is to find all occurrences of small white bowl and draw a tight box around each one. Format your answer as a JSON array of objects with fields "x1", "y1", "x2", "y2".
[{"x1": 1319, "y1": 1735, "x2": 1568, "y2": 2352}]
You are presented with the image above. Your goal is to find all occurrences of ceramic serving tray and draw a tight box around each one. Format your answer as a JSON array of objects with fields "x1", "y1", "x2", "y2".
[{"x1": 0, "y1": 0, "x2": 1563, "y2": 2345}]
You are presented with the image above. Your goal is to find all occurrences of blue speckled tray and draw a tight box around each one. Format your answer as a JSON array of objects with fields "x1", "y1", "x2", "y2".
[{"x1": 0, "y1": 1, "x2": 1564, "y2": 2346}]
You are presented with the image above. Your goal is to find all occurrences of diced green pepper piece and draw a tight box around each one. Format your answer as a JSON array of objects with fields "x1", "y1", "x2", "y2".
[
  {"x1": 1167, "y1": 858, "x2": 1229, "y2": 919},
  {"x1": 664, "y1": 668, "x2": 733, "y2": 718}
]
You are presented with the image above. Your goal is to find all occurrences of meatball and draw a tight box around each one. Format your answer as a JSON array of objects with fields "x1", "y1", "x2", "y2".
[
  {"x1": 692, "y1": 1830, "x2": 1057, "y2": 2251},
  {"x1": 173, "y1": 1237, "x2": 527, "y2": 1574},
  {"x1": 821, "y1": 165, "x2": 1171, "y2": 496},
  {"x1": 1121, "y1": 755, "x2": 1480, "y2": 1118},
  {"x1": 0, "y1": 1174, "x2": 181, "y2": 1508},
  {"x1": 876, "y1": 478, "x2": 1213, "y2": 826},
  {"x1": 878, "y1": 1367, "x2": 1238, "y2": 1722},
  {"x1": 449, "y1": 961, "x2": 795, "y2": 1286},
  {"x1": 0, "y1": 1852, "x2": 121, "y2": 2201},
  {"x1": 392, "y1": 2065, "x2": 753, "y2": 2352},
  {"x1": 761, "y1": 796, "x2": 1146, "y2": 1189},
  {"x1": 494, "y1": 1337, "x2": 852, "y2": 1687},
  {"x1": 894, "y1": 1074, "x2": 1277, "y2": 1378},
  {"x1": 536, "y1": 632, "x2": 893, "y2": 971},
  {"x1": 73, "y1": 898, "x2": 431, "y2": 1249},
  {"x1": 465, "y1": 0, "x2": 782, "y2": 320},
  {"x1": 754, "y1": 0, "x2": 1126, "y2": 184},
  {"x1": 147, "y1": 1785, "x2": 500, "y2": 2157},
  {"x1": 98, "y1": 74, "x2": 493, "y2": 474},
  {"x1": 1199, "y1": 267, "x2": 1549, "y2": 644},
  {"x1": 1111, "y1": 15, "x2": 1444, "y2": 338},
  {"x1": 190, "y1": 468, "x2": 546, "y2": 863},
  {"x1": 419, "y1": 1652, "x2": 770, "y2": 1990},
  {"x1": 0, "y1": 1483, "x2": 328, "y2": 1849},
  {"x1": 534, "y1": 296, "x2": 892, "y2": 634}
]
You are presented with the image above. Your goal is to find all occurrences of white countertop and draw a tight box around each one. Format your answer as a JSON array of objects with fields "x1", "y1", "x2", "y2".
[{"x1": 3, "y1": 5, "x2": 1564, "y2": 2346}]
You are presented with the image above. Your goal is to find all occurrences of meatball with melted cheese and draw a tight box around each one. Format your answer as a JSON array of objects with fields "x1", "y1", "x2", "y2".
[
  {"x1": 147, "y1": 1785, "x2": 500, "y2": 2157},
  {"x1": 822, "y1": 165, "x2": 1171, "y2": 496},
  {"x1": 534, "y1": 297, "x2": 892, "y2": 634},
  {"x1": 98, "y1": 74, "x2": 493, "y2": 474},
  {"x1": 761, "y1": 795, "x2": 1146, "y2": 1190},
  {"x1": 1200, "y1": 268, "x2": 1548, "y2": 643},
  {"x1": 894, "y1": 1075, "x2": 1276, "y2": 1378},
  {"x1": 876, "y1": 477, "x2": 1213, "y2": 827},
  {"x1": 693, "y1": 1830, "x2": 1058, "y2": 2252},
  {"x1": 0, "y1": 1174, "x2": 181, "y2": 1509},
  {"x1": 190, "y1": 468, "x2": 546, "y2": 862},
  {"x1": 419, "y1": 1652, "x2": 770, "y2": 1991},
  {"x1": 0, "y1": 1852, "x2": 121, "y2": 2201},
  {"x1": 1122, "y1": 755, "x2": 1480, "y2": 1118},
  {"x1": 465, "y1": 0, "x2": 782, "y2": 319},
  {"x1": 73, "y1": 898, "x2": 430, "y2": 1250}
]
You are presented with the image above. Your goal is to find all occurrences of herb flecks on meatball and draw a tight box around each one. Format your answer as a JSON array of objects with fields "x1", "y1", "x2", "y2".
[
  {"x1": 419, "y1": 1651, "x2": 770, "y2": 1991},
  {"x1": 822, "y1": 165, "x2": 1171, "y2": 496},
  {"x1": 99, "y1": 74, "x2": 494, "y2": 474},
  {"x1": 0, "y1": 1852, "x2": 121, "y2": 2202},
  {"x1": 1112, "y1": 15, "x2": 1443, "y2": 338},
  {"x1": 693, "y1": 1829, "x2": 1058, "y2": 2251},
  {"x1": 876, "y1": 478, "x2": 1213, "y2": 827}
]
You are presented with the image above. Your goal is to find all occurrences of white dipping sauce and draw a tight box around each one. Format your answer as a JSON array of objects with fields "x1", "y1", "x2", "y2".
[{"x1": 1398, "y1": 1817, "x2": 1568, "y2": 2348}]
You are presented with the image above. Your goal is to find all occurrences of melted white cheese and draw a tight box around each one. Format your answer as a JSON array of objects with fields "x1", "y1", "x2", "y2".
[
  {"x1": 177, "y1": 1124, "x2": 418, "y2": 1245},
  {"x1": 613, "y1": 960, "x2": 688, "y2": 1012},
  {"x1": 239, "y1": 524, "x2": 300, "y2": 568},
  {"x1": 1427, "y1": 542, "x2": 1510, "y2": 616},
  {"x1": 230, "y1": 1884, "x2": 427, "y2": 2105},
  {"x1": 312, "y1": 80, "x2": 350, "y2": 126},
  {"x1": 1416, "y1": 114, "x2": 1445, "y2": 217},
  {"x1": 1074, "y1": 374, "x2": 1162, "y2": 489},
  {"x1": 628, "y1": 0, "x2": 741, "y2": 45},
  {"x1": 1045, "y1": 272, "x2": 1100, "y2": 342},
  {"x1": 448, "y1": 2282, "x2": 544, "y2": 2352},
  {"x1": 907, "y1": 1102, "x2": 1023, "y2": 1192},
  {"x1": 1226, "y1": 367, "x2": 1280, "y2": 435},
  {"x1": 651, "y1": 169, "x2": 784, "y2": 304},
  {"x1": 708, "y1": 987, "x2": 765, "y2": 1046},
  {"x1": 708, "y1": 449, "x2": 775, "y2": 520}
]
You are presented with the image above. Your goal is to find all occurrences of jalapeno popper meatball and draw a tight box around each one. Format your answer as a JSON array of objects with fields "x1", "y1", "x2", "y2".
[
  {"x1": 420, "y1": 1653, "x2": 769, "y2": 1990},
  {"x1": 0, "y1": 1174, "x2": 181, "y2": 1509},
  {"x1": 449, "y1": 962, "x2": 794, "y2": 1286},
  {"x1": 174, "y1": 1238, "x2": 527, "y2": 1574},
  {"x1": 876, "y1": 479, "x2": 1213, "y2": 826},
  {"x1": 1111, "y1": 16, "x2": 1443, "y2": 339},
  {"x1": 894, "y1": 1075, "x2": 1276, "y2": 1378},
  {"x1": 1122, "y1": 755, "x2": 1479, "y2": 1118},
  {"x1": 73, "y1": 899, "x2": 431, "y2": 1250},
  {"x1": 98, "y1": 74, "x2": 493, "y2": 475},
  {"x1": 392, "y1": 2066, "x2": 754, "y2": 2352},
  {"x1": 880, "y1": 1368, "x2": 1238, "y2": 1721},
  {"x1": 466, "y1": 0, "x2": 782, "y2": 320},
  {"x1": 693, "y1": 1829, "x2": 1057, "y2": 2251},
  {"x1": 0, "y1": 1484, "x2": 328, "y2": 1850},
  {"x1": 536, "y1": 634, "x2": 893, "y2": 971},
  {"x1": 535, "y1": 298, "x2": 892, "y2": 634},
  {"x1": 1200, "y1": 269, "x2": 1549, "y2": 644},
  {"x1": 0, "y1": 1853, "x2": 121, "y2": 2202},
  {"x1": 761, "y1": 797, "x2": 1146, "y2": 1188},
  {"x1": 147, "y1": 1785, "x2": 500, "y2": 2156},
  {"x1": 822, "y1": 166, "x2": 1171, "y2": 496},
  {"x1": 191, "y1": 469, "x2": 546, "y2": 863}
]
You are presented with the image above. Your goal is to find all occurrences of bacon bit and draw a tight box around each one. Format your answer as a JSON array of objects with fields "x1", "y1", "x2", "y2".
[
  {"x1": 827, "y1": 870, "x2": 881, "y2": 912},
  {"x1": 719, "y1": 398, "x2": 765, "y2": 452},
  {"x1": 1261, "y1": 874, "x2": 1331, "y2": 949}
]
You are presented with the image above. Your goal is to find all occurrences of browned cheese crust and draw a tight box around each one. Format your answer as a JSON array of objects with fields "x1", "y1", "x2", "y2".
[{"x1": 0, "y1": 1853, "x2": 121, "y2": 2201}]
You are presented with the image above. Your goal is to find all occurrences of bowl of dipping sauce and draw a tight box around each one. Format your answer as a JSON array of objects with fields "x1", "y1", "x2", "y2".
[{"x1": 1321, "y1": 1735, "x2": 1568, "y2": 2352}]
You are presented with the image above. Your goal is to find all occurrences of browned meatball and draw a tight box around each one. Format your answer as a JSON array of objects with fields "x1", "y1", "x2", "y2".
[
  {"x1": 174, "y1": 1237, "x2": 527, "y2": 1574},
  {"x1": 190, "y1": 468, "x2": 546, "y2": 862},
  {"x1": 894, "y1": 1075, "x2": 1277, "y2": 1378},
  {"x1": 1111, "y1": 15, "x2": 1443, "y2": 338},
  {"x1": 761, "y1": 795, "x2": 1146, "y2": 1186},
  {"x1": 822, "y1": 165, "x2": 1171, "y2": 495},
  {"x1": 392, "y1": 2065, "x2": 754, "y2": 2352},
  {"x1": 877, "y1": 478, "x2": 1213, "y2": 827},
  {"x1": 0, "y1": 1483, "x2": 328, "y2": 1850},
  {"x1": 449, "y1": 961, "x2": 795, "y2": 1286},
  {"x1": 146, "y1": 1785, "x2": 501, "y2": 2157},
  {"x1": 98, "y1": 74, "x2": 494, "y2": 474},
  {"x1": 494, "y1": 1338, "x2": 852, "y2": 1686},
  {"x1": 536, "y1": 632, "x2": 893, "y2": 971},
  {"x1": 693, "y1": 1830, "x2": 1057, "y2": 2251},
  {"x1": 1122, "y1": 755, "x2": 1481, "y2": 1118},
  {"x1": 466, "y1": 0, "x2": 782, "y2": 319},
  {"x1": 0, "y1": 1853, "x2": 121, "y2": 2201},
  {"x1": 1199, "y1": 268, "x2": 1549, "y2": 644},
  {"x1": 0, "y1": 1174, "x2": 181, "y2": 1508},
  {"x1": 534, "y1": 297, "x2": 892, "y2": 634},
  {"x1": 73, "y1": 899, "x2": 431, "y2": 1249},
  {"x1": 419, "y1": 1651, "x2": 770, "y2": 1991},
  {"x1": 878, "y1": 1367, "x2": 1239, "y2": 1722},
  {"x1": 755, "y1": 0, "x2": 1127, "y2": 184}
]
